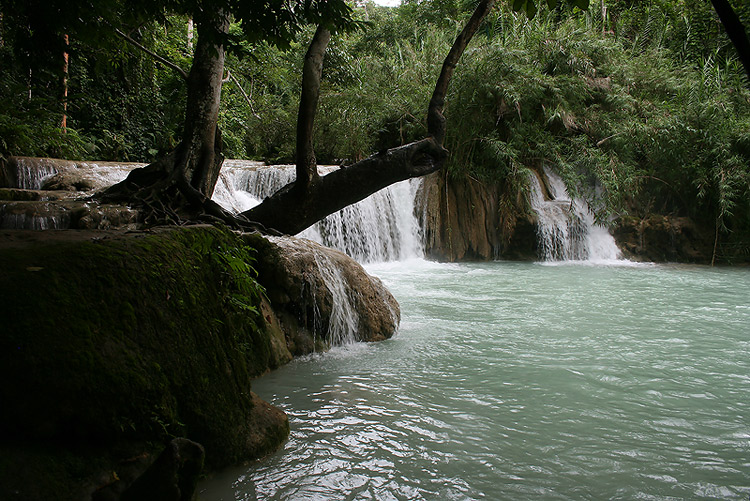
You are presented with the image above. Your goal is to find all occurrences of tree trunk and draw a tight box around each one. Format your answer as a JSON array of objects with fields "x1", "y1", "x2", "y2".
[
  {"x1": 178, "y1": 11, "x2": 228, "y2": 198},
  {"x1": 61, "y1": 34, "x2": 69, "y2": 131},
  {"x1": 710, "y1": 0, "x2": 750, "y2": 82},
  {"x1": 101, "y1": 11, "x2": 230, "y2": 220},
  {"x1": 241, "y1": 0, "x2": 496, "y2": 235},
  {"x1": 296, "y1": 26, "x2": 330, "y2": 187}
]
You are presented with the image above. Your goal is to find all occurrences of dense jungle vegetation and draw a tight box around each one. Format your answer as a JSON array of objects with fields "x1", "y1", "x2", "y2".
[{"x1": 2, "y1": 0, "x2": 750, "y2": 250}]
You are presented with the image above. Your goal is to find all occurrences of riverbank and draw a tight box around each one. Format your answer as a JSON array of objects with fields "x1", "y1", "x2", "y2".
[{"x1": 0, "y1": 224, "x2": 399, "y2": 499}]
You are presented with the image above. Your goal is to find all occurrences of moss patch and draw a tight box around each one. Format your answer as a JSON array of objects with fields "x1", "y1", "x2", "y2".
[{"x1": 0, "y1": 225, "x2": 289, "y2": 496}]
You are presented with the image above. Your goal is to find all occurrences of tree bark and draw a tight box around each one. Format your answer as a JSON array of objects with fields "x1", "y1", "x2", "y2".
[
  {"x1": 61, "y1": 34, "x2": 69, "y2": 131},
  {"x1": 427, "y1": 0, "x2": 496, "y2": 144},
  {"x1": 178, "y1": 11, "x2": 228, "y2": 198},
  {"x1": 242, "y1": 0, "x2": 496, "y2": 235},
  {"x1": 710, "y1": 0, "x2": 750, "y2": 82},
  {"x1": 102, "y1": 11, "x2": 230, "y2": 217},
  {"x1": 296, "y1": 26, "x2": 331, "y2": 187}
]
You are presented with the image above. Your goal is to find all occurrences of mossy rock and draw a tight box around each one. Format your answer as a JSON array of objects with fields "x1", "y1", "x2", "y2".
[{"x1": 0, "y1": 225, "x2": 289, "y2": 497}]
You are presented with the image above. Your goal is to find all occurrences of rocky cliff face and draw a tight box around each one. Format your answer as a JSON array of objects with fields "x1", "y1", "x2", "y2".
[
  {"x1": 417, "y1": 172, "x2": 537, "y2": 261},
  {"x1": 613, "y1": 215, "x2": 715, "y2": 263}
]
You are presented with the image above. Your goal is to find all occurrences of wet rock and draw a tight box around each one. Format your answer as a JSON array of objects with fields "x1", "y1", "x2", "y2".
[
  {"x1": 117, "y1": 438, "x2": 204, "y2": 501},
  {"x1": 42, "y1": 171, "x2": 97, "y2": 191},
  {"x1": 418, "y1": 172, "x2": 536, "y2": 261},
  {"x1": 0, "y1": 226, "x2": 291, "y2": 498},
  {"x1": 0, "y1": 200, "x2": 139, "y2": 230},
  {"x1": 244, "y1": 233, "x2": 400, "y2": 355},
  {"x1": 613, "y1": 215, "x2": 713, "y2": 263}
]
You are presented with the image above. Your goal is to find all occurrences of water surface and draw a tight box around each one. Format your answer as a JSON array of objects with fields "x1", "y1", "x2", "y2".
[{"x1": 200, "y1": 260, "x2": 750, "y2": 500}]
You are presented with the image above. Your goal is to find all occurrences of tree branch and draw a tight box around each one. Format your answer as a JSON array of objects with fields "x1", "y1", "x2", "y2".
[
  {"x1": 228, "y1": 71, "x2": 261, "y2": 119},
  {"x1": 114, "y1": 28, "x2": 189, "y2": 81},
  {"x1": 240, "y1": 2, "x2": 495, "y2": 235},
  {"x1": 296, "y1": 25, "x2": 331, "y2": 187},
  {"x1": 710, "y1": 0, "x2": 750, "y2": 83},
  {"x1": 427, "y1": 0, "x2": 496, "y2": 144},
  {"x1": 240, "y1": 138, "x2": 448, "y2": 235}
]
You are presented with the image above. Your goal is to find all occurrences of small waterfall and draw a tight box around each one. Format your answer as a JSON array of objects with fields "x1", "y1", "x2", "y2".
[
  {"x1": 0, "y1": 209, "x2": 70, "y2": 230},
  {"x1": 268, "y1": 236, "x2": 360, "y2": 347},
  {"x1": 7, "y1": 157, "x2": 138, "y2": 191},
  {"x1": 312, "y1": 249, "x2": 359, "y2": 346},
  {"x1": 13, "y1": 158, "x2": 59, "y2": 189},
  {"x1": 528, "y1": 167, "x2": 620, "y2": 262},
  {"x1": 215, "y1": 161, "x2": 423, "y2": 263}
]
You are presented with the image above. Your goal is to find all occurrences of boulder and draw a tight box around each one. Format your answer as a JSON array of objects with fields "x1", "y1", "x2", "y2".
[
  {"x1": 0, "y1": 226, "x2": 290, "y2": 498},
  {"x1": 245, "y1": 233, "x2": 400, "y2": 355}
]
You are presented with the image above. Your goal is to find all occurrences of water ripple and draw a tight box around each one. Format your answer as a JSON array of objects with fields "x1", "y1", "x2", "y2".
[{"x1": 199, "y1": 262, "x2": 750, "y2": 500}]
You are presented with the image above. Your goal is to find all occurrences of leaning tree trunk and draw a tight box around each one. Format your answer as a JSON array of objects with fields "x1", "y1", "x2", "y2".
[
  {"x1": 296, "y1": 25, "x2": 330, "y2": 188},
  {"x1": 241, "y1": 0, "x2": 496, "y2": 235},
  {"x1": 101, "y1": 11, "x2": 230, "y2": 221},
  {"x1": 710, "y1": 0, "x2": 750, "y2": 83}
]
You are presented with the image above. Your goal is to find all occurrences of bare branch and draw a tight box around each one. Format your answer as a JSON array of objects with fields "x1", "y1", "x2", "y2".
[
  {"x1": 228, "y1": 72, "x2": 261, "y2": 119},
  {"x1": 114, "y1": 28, "x2": 189, "y2": 81}
]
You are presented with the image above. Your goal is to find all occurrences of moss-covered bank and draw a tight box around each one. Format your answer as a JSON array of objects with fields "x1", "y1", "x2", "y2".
[{"x1": 0, "y1": 225, "x2": 290, "y2": 498}]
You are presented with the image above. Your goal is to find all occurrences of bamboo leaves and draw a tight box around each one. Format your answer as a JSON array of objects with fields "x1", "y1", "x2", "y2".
[{"x1": 511, "y1": 0, "x2": 590, "y2": 19}]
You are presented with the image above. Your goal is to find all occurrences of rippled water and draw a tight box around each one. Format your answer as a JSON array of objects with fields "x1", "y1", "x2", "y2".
[{"x1": 199, "y1": 260, "x2": 750, "y2": 500}]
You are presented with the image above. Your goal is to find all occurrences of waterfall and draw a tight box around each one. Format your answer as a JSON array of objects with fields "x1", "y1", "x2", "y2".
[
  {"x1": 528, "y1": 167, "x2": 621, "y2": 262},
  {"x1": 214, "y1": 160, "x2": 424, "y2": 264},
  {"x1": 13, "y1": 157, "x2": 60, "y2": 189},
  {"x1": 9, "y1": 157, "x2": 137, "y2": 190}
]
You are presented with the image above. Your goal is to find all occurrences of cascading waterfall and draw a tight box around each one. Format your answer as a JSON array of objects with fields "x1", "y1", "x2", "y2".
[
  {"x1": 213, "y1": 161, "x2": 424, "y2": 347},
  {"x1": 214, "y1": 160, "x2": 424, "y2": 264},
  {"x1": 528, "y1": 167, "x2": 620, "y2": 262},
  {"x1": 312, "y1": 244, "x2": 359, "y2": 346},
  {"x1": 2, "y1": 158, "x2": 137, "y2": 230},
  {"x1": 15, "y1": 160, "x2": 58, "y2": 189}
]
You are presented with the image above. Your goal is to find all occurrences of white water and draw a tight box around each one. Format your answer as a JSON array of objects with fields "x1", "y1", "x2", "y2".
[
  {"x1": 528, "y1": 167, "x2": 621, "y2": 263},
  {"x1": 213, "y1": 161, "x2": 424, "y2": 264},
  {"x1": 7, "y1": 159, "x2": 622, "y2": 266},
  {"x1": 268, "y1": 236, "x2": 360, "y2": 346},
  {"x1": 10, "y1": 157, "x2": 139, "y2": 191}
]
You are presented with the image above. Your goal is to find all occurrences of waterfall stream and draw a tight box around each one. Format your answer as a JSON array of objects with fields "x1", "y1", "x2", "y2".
[
  {"x1": 5, "y1": 158, "x2": 621, "y2": 264},
  {"x1": 213, "y1": 161, "x2": 424, "y2": 264},
  {"x1": 528, "y1": 167, "x2": 621, "y2": 262}
]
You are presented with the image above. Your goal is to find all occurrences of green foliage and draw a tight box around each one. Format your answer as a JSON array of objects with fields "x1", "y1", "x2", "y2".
[
  {"x1": 1, "y1": 0, "x2": 749, "y2": 242},
  {"x1": 184, "y1": 227, "x2": 265, "y2": 327}
]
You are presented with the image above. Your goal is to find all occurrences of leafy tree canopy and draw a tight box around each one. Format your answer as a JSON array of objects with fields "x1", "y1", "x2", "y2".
[{"x1": 2, "y1": 0, "x2": 358, "y2": 58}]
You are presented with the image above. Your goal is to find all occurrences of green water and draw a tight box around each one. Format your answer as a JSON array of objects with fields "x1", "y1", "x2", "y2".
[{"x1": 200, "y1": 260, "x2": 750, "y2": 500}]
